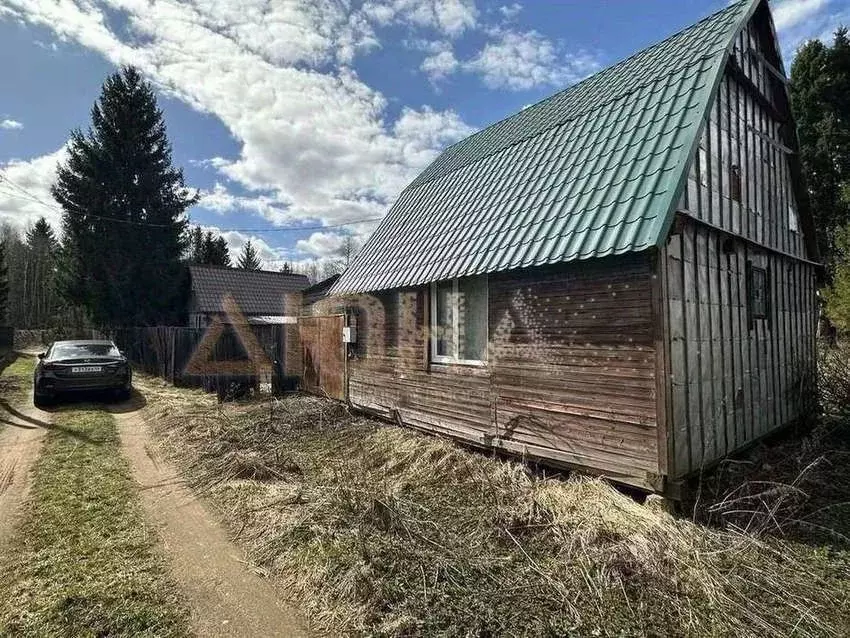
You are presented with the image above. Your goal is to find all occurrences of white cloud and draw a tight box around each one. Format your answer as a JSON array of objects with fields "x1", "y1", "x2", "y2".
[
  {"x1": 0, "y1": 119, "x2": 23, "y2": 130},
  {"x1": 498, "y1": 3, "x2": 522, "y2": 20},
  {"x1": 465, "y1": 29, "x2": 600, "y2": 91},
  {"x1": 296, "y1": 231, "x2": 349, "y2": 257},
  {"x1": 0, "y1": 146, "x2": 68, "y2": 233},
  {"x1": 362, "y1": 0, "x2": 478, "y2": 37},
  {"x1": 772, "y1": 0, "x2": 830, "y2": 32},
  {"x1": 2, "y1": 0, "x2": 475, "y2": 241},
  {"x1": 770, "y1": 0, "x2": 850, "y2": 62},
  {"x1": 417, "y1": 27, "x2": 600, "y2": 90},
  {"x1": 421, "y1": 46, "x2": 459, "y2": 81},
  {"x1": 197, "y1": 182, "x2": 293, "y2": 224}
]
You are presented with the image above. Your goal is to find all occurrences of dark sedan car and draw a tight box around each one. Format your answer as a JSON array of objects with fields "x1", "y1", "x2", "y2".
[{"x1": 33, "y1": 340, "x2": 133, "y2": 407}]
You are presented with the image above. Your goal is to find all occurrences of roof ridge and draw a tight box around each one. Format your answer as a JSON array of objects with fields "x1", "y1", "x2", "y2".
[{"x1": 189, "y1": 263, "x2": 308, "y2": 278}]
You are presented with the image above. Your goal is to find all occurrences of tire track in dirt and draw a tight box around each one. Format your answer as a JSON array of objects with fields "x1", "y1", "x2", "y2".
[
  {"x1": 0, "y1": 398, "x2": 49, "y2": 551},
  {"x1": 113, "y1": 406, "x2": 309, "y2": 638}
]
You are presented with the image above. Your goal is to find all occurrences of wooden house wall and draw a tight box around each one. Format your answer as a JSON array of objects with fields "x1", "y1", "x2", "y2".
[
  {"x1": 678, "y1": 20, "x2": 806, "y2": 259},
  {"x1": 664, "y1": 11, "x2": 819, "y2": 478},
  {"x1": 662, "y1": 217, "x2": 818, "y2": 478},
  {"x1": 338, "y1": 255, "x2": 662, "y2": 489}
]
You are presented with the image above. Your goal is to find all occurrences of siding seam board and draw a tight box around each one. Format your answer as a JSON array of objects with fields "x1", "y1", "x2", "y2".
[
  {"x1": 677, "y1": 211, "x2": 819, "y2": 266},
  {"x1": 652, "y1": 251, "x2": 671, "y2": 476}
]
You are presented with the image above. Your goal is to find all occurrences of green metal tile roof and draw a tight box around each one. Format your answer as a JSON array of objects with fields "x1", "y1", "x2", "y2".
[{"x1": 334, "y1": 0, "x2": 760, "y2": 294}]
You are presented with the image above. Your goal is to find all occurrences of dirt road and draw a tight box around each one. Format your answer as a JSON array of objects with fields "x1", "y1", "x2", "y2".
[
  {"x1": 0, "y1": 398, "x2": 48, "y2": 551},
  {"x1": 114, "y1": 406, "x2": 309, "y2": 637}
]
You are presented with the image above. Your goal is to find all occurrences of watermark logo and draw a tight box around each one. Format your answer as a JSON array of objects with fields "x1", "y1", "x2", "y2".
[{"x1": 183, "y1": 294, "x2": 274, "y2": 377}]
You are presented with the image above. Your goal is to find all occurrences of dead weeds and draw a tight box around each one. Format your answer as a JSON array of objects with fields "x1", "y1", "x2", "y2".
[{"x1": 139, "y1": 376, "x2": 850, "y2": 637}]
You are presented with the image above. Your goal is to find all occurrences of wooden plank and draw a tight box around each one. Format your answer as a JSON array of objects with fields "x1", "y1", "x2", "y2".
[
  {"x1": 686, "y1": 222, "x2": 703, "y2": 469},
  {"x1": 652, "y1": 249, "x2": 671, "y2": 476},
  {"x1": 300, "y1": 314, "x2": 345, "y2": 400}
]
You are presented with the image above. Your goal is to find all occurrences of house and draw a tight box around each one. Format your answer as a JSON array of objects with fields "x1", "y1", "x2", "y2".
[
  {"x1": 187, "y1": 265, "x2": 309, "y2": 374},
  {"x1": 301, "y1": 274, "x2": 341, "y2": 314},
  {"x1": 187, "y1": 264, "x2": 309, "y2": 328},
  {"x1": 326, "y1": 0, "x2": 820, "y2": 493}
]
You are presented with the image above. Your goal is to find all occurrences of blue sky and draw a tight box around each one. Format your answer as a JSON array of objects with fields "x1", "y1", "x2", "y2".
[{"x1": 1, "y1": 0, "x2": 848, "y2": 270}]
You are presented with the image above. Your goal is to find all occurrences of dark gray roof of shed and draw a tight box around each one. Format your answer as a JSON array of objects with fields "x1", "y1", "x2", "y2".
[{"x1": 188, "y1": 265, "x2": 309, "y2": 315}]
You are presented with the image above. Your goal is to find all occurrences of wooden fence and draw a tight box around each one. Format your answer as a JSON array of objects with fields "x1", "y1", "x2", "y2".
[
  {"x1": 110, "y1": 324, "x2": 298, "y2": 391},
  {"x1": 0, "y1": 327, "x2": 13, "y2": 351}
]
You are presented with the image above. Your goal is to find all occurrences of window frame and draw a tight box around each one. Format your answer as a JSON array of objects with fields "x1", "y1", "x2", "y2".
[
  {"x1": 747, "y1": 262, "x2": 769, "y2": 326},
  {"x1": 729, "y1": 163, "x2": 742, "y2": 202},
  {"x1": 429, "y1": 276, "x2": 488, "y2": 367}
]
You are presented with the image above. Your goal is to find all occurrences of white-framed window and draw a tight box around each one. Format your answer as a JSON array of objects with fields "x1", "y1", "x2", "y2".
[{"x1": 430, "y1": 275, "x2": 488, "y2": 365}]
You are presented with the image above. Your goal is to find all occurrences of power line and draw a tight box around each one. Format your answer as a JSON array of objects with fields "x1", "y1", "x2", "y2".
[
  {"x1": 224, "y1": 218, "x2": 382, "y2": 233},
  {"x1": 0, "y1": 171, "x2": 384, "y2": 233}
]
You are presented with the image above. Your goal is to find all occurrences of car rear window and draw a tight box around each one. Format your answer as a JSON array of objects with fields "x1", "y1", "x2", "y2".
[{"x1": 52, "y1": 343, "x2": 121, "y2": 358}]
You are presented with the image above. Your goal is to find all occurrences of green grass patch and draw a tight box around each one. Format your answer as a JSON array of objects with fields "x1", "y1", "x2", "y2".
[
  {"x1": 0, "y1": 407, "x2": 189, "y2": 637},
  {"x1": 0, "y1": 352, "x2": 34, "y2": 405}
]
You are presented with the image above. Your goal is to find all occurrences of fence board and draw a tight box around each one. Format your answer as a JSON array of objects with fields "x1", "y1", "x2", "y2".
[{"x1": 111, "y1": 324, "x2": 294, "y2": 390}]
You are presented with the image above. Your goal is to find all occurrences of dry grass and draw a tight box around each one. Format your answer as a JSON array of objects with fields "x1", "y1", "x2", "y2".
[
  {"x1": 693, "y1": 343, "x2": 850, "y2": 546},
  {"x1": 0, "y1": 352, "x2": 33, "y2": 406},
  {"x1": 140, "y1": 375, "x2": 850, "y2": 637},
  {"x1": 0, "y1": 406, "x2": 189, "y2": 636},
  {"x1": 819, "y1": 343, "x2": 850, "y2": 418}
]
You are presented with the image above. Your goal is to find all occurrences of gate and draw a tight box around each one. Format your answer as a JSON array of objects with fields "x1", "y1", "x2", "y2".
[{"x1": 299, "y1": 315, "x2": 345, "y2": 400}]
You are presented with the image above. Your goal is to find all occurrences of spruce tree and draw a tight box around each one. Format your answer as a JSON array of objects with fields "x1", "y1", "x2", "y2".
[
  {"x1": 52, "y1": 66, "x2": 197, "y2": 326},
  {"x1": 24, "y1": 217, "x2": 59, "y2": 327},
  {"x1": 187, "y1": 225, "x2": 205, "y2": 263},
  {"x1": 237, "y1": 240, "x2": 261, "y2": 270},
  {"x1": 209, "y1": 235, "x2": 231, "y2": 267},
  {"x1": 184, "y1": 226, "x2": 231, "y2": 267},
  {"x1": 214, "y1": 236, "x2": 231, "y2": 267},
  {"x1": 791, "y1": 30, "x2": 850, "y2": 266}
]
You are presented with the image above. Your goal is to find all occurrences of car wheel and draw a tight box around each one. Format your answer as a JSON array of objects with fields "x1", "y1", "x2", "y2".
[{"x1": 33, "y1": 390, "x2": 52, "y2": 408}]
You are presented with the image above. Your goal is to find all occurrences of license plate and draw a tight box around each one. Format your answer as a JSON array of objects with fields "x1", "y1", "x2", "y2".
[{"x1": 71, "y1": 366, "x2": 102, "y2": 374}]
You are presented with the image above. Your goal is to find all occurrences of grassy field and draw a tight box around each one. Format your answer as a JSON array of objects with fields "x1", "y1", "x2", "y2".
[
  {"x1": 0, "y1": 406, "x2": 189, "y2": 636},
  {"x1": 0, "y1": 352, "x2": 34, "y2": 405},
  {"x1": 141, "y1": 376, "x2": 850, "y2": 638}
]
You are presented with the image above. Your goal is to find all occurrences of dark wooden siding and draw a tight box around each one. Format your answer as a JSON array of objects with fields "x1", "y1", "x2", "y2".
[
  {"x1": 664, "y1": 10, "x2": 819, "y2": 479},
  {"x1": 337, "y1": 255, "x2": 662, "y2": 489},
  {"x1": 662, "y1": 216, "x2": 817, "y2": 478},
  {"x1": 678, "y1": 18, "x2": 806, "y2": 259}
]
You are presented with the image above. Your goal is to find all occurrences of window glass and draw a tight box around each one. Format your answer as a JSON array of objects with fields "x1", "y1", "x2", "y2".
[
  {"x1": 434, "y1": 280, "x2": 454, "y2": 357},
  {"x1": 749, "y1": 266, "x2": 768, "y2": 319},
  {"x1": 431, "y1": 276, "x2": 488, "y2": 363},
  {"x1": 730, "y1": 164, "x2": 741, "y2": 202},
  {"x1": 52, "y1": 342, "x2": 121, "y2": 358},
  {"x1": 458, "y1": 277, "x2": 487, "y2": 361}
]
